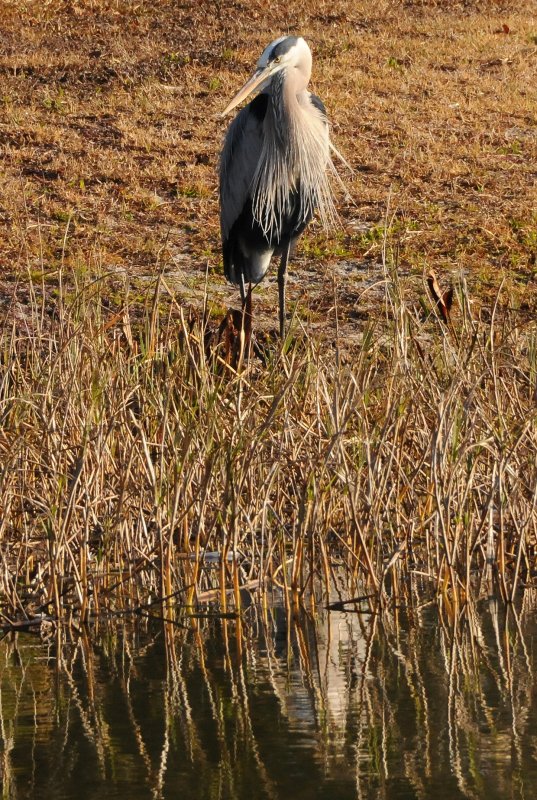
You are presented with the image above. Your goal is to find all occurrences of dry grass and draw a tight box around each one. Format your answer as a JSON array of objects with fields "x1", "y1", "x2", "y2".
[
  {"x1": 0, "y1": 1, "x2": 537, "y2": 620},
  {"x1": 1, "y1": 244, "x2": 536, "y2": 620}
]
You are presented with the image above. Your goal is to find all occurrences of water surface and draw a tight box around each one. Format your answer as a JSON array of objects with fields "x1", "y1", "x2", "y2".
[{"x1": 1, "y1": 598, "x2": 536, "y2": 799}]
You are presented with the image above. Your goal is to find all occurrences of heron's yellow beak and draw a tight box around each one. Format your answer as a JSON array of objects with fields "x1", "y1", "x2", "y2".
[{"x1": 220, "y1": 65, "x2": 274, "y2": 117}]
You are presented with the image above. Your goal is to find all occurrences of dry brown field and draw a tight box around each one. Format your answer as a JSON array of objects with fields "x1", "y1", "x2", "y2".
[{"x1": 1, "y1": 0, "x2": 535, "y2": 330}]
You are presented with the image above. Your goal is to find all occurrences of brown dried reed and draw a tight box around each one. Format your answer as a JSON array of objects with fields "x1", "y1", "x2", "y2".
[{"x1": 1, "y1": 248, "x2": 536, "y2": 623}]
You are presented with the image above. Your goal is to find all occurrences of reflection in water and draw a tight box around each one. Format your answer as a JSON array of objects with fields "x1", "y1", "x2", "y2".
[{"x1": 1, "y1": 595, "x2": 537, "y2": 799}]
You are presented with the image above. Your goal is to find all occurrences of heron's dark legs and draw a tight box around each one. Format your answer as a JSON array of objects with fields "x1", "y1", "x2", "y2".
[{"x1": 278, "y1": 242, "x2": 291, "y2": 339}]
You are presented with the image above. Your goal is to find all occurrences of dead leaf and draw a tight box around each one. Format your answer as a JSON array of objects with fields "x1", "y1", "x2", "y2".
[{"x1": 427, "y1": 270, "x2": 454, "y2": 324}]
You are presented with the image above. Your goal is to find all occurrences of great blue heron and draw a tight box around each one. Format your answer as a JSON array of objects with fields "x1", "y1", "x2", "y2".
[{"x1": 219, "y1": 36, "x2": 336, "y2": 338}]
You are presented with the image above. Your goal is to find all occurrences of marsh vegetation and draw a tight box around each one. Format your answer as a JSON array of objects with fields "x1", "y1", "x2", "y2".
[{"x1": 1, "y1": 250, "x2": 536, "y2": 622}]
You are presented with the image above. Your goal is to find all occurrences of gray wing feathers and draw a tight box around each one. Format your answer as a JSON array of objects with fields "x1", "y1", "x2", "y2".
[{"x1": 219, "y1": 107, "x2": 263, "y2": 240}]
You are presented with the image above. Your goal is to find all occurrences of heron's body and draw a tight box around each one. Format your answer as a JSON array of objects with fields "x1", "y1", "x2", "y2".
[{"x1": 219, "y1": 36, "x2": 334, "y2": 336}]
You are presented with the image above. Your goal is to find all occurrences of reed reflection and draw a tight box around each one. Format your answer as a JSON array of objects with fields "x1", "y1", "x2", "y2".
[{"x1": 1, "y1": 596, "x2": 537, "y2": 799}]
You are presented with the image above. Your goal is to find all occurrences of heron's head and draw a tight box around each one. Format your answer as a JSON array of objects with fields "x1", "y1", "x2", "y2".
[{"x1": 220, "y1": 36, "x2": 313, "y2": 117}]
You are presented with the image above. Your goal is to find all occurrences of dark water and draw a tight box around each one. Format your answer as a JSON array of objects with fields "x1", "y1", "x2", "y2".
[{"x1": 1, "y1": 598, "x2": 537, "y2": 799}]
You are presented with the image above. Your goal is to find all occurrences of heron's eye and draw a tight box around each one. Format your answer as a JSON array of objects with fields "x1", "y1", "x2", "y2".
[{"x1": 273, "y1": 56, "x2": 281, "y2": 64}]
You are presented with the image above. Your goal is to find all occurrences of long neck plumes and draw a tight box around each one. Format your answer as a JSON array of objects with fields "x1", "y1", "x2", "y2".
[{"x1": 251, "y1": 71, "x2": 337, "y2": 241}]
